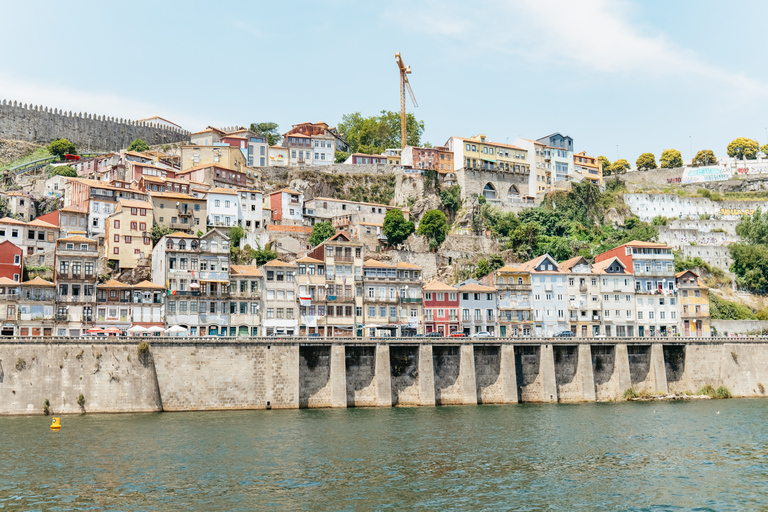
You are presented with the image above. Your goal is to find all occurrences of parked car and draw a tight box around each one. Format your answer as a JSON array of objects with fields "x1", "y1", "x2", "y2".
[
  {"x1": 449, "y1": 331, "x2": 466, "y2": 338},
  {"x1": 307, "y1": 333, "x2": 321, "y2": 338},
  {"x1": 470, "y1": 331, "x2": 492, "y2": 338},
  {"x1": 425, "y1": 332, "x2": 443, "y2": 338},
  {"x1": 554, "y1": 331, "x2": 575, "y2": 338}
]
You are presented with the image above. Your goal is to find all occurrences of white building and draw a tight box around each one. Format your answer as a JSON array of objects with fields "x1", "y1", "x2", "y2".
[
  {"x1": 207, "y1": 187, "x2": 239, "y2": 229},
  {"x1": 238, "y1": 189, "x2": 268, "y2": 250},
  {"x1": 537, "y1": 133, "x2": 573, "y2": 183},
  {"x1": 593, "y1": 256, "x2": 637, "y2": 338},
  {"x1": 311, "y1": 133, "x2": 336, "y2": 165}
]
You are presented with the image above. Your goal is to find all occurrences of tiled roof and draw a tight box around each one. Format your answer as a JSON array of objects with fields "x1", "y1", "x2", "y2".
[
  {"x1": 295, "y1": 256, "x2": 323, "y2": 264},
  {"x1": 263, "y1": 259, "x2": 297, "y2": 267},
  {"x1": 0, "y1": 217, "x2": 27, "y2": 225},
  {"x1": 231, "y1": 265, "x2": 264, "y2": 277},
  {"x1": 266, "y1": 225, "x2": 313, "y2": 234},
  {"x1": 0, "y1": 277, "x2": 19, "y2": 286},
  {"x1": 27, "y1": 219, "x2": 58, "y2": 228},
  {"x1": 517, "y1": 254, "x2": 563, "y2": 273},
  {"x1": 395, "y1": 261, "x2": 420, "y2": 269},
  {"x1": 132, "y1": 280, "x2": 165, "y2": 290},
  {"x1": 58, "y1": 235, "x2": 96, "y2": 243},
  {"x1": 208, "y1": 187, "x2": 238, "y2": 195},
  {"x1": 423, "y1": 280, "x2": 457, "y2": 292},
  {"x1": 457, "y1": 282, "x2": 496, "y2": 292},
  {"x1": 363, "y1": 259, "x2": 394, "y2": 268},
  {"x1": 271, "y1": 189, "x2": 301, "y2": 195},
  {"x1": 168, "y1": 231, "x2": 198, "y2": 239},
  {"x1": 21, "y1": 276, "x2": 54, "y2": 287},
  {"x1": 591, "y1": 257, "x2": 630, "y2": 275},
  {"x1": 101, "y1": 279, "x2": 131, "y2": 288},
  {"x1": 150, "y1": 191, "x2": 204, "y2": 201},
  {"x1": 118, "y1": 198, "x2": 153, "y2": 209}
]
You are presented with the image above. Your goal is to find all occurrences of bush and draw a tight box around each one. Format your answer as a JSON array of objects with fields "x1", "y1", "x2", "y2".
[
  {"x1": 43, "y1": 399, "x2": 50, "y2": 416},
  {"x1": 698, "y1": 385, "x2": 716, "y2": 396},
  {"x1": 77, "y1": 394, "x2": 85, "y2": 407},
  {"x1": 623, "y1": 388, "x2": 639, "y2": 399},
  {"x1": 15, "y1": 358, "x2": 26, "y2": 371},
  {"x1": 758, "y1": 383, "x2": 765, "y2": 394},
  {"x1": 714, "y1": 386, "x2": 732, "y2": 399},
  {"x1": 137, "y1": 341, "x2": 150, "y2": 356}
]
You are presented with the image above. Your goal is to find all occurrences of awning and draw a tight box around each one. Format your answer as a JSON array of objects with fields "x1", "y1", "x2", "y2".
[
  {"x1": 200, "y1": 279, "x2": 229, "y2": 283},
  {"x1": 480, "y1": 156, "x2": 497, "y2": 163},
  {"x1": 87, "y1": 327, "x2": 104, "y2": 334},
  {"x1": 104, "y1": 327, "x2": 123, "y2": 334}
]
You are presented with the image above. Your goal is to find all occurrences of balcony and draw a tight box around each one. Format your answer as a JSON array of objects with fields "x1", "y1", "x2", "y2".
[
  {"x1": 199, "y1": 271, "x2": 229, "y2": 281},
  {"x1": 400, "y1": 297, "x2": 422, "y2": 304},
  {"x1": 168, "y1": 290, "x2": 200, "y2": 297},
  {"x1": 54, "y1": 313, "x2": 68, "y2": 321},
  {"x1": 544, "y1": 283, "x2": 553, "y2": 292},
  {"x1": 682, "y1": 310, "x2": 708, "y2": 318},
  {"x1": 371, "y1": 296, "x2": 399, "y2": 303},
  {"x1": 579, "y1": 283, "x2": 588, "y2": 292},
  {"x1": 57, "y1": 295, "x2": 96, "y2": 303},
  {"x1": 327, "y1": 294, "x2": 355, "y2": 302},
  {"x1": 332, "y1": 256, "x2": 353, "y2": 263},
  {"x1": 592, "y1": 315, "x2": 601, "y2": 321}
]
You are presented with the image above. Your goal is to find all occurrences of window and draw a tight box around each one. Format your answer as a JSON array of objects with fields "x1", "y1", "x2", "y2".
[
  {"x1": 113, "y1": 247, "x2": 119, "y2": 254},
  {"x1": 114, "y1": 220, "x2": 119, "y2": 229}
]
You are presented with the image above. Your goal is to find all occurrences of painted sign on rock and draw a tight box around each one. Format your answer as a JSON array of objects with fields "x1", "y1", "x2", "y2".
[{"x1": 682, "y1": 166, "x2": 732, "y2": 184}]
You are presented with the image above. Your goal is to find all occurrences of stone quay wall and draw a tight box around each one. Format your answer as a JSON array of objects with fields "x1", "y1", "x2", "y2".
[
  {"x1": 0, "y1": 99, "x2": 190, "y2": 151},
  {"x1": 1, "y1": 337, "x2": 767, "y2": 415}
]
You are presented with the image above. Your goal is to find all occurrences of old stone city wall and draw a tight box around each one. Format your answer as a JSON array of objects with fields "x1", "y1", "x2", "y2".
[
  {"x1": 1, "y1": 339, "x2": 768, "y2": 415},
  {"x1": 0, "y1": 99, "x2": 189, "y2": 151}
]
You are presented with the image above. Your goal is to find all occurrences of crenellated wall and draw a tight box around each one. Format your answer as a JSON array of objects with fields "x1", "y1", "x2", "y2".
[
  {"x1": 1, "y1": 339, "x2": 768, "y2": 415},
  {"x1": 0, "y1": 99, "x2": 189, "y2": 150}
]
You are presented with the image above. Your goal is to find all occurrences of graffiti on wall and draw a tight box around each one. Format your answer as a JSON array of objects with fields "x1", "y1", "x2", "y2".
[
  {"x1": 718, "y1": 208, "x2": 755, "y2": 217},
  {"x1": 666, "y1": 177, "x2": 682, "y2": 184},
  {"x1": 682, "y1": 166, "x2": 732, "y2": 184}
]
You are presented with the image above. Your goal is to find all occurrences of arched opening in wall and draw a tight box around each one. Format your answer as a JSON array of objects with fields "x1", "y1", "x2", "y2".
[
  {"x1": 483, "y1": 183, "x2": 497, "y2": 200},
  {"x1": 507, "y1": 185, "x2": 520, "y2": 200}
]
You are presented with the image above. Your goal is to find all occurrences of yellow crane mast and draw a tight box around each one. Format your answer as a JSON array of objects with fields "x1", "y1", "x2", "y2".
[{"x1": 395, "y1": 52, "x2": 418, "y2": 149}]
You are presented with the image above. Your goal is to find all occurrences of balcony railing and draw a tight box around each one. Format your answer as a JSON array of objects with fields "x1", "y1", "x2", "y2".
[
  {"x1": 327, "y1": 294, "x2": 355, "y2": 302},
  {"x1": 54, "y1": 313, "x2": 68, "y2": 321},
  {"x1": 199, "y1": 271, "x2": 229, "y2": 281},
  {"x1": 400, "y1": 297, "x2": 422, "y2": 303},
  {"x1": 57, "y1": 295, "x2": 96, "y2": 303}
]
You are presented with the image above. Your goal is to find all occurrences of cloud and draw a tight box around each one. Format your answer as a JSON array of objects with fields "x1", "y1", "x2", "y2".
[{"x1": 0, "y1": 74, "x2": 206, "y2": 130}]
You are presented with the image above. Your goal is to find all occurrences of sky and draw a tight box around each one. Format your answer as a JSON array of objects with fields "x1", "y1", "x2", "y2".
[{"x1": 2, "y1": 0, "x2": 768, "y2": 164}]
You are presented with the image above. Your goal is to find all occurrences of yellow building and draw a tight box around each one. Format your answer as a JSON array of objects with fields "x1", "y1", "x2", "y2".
[
  {"x1": 676, "y1": 270, "x2": 710, "y2": 337},
  {"x1": 449, "y1": 134, "x2": 529, "y2": 175},
  {"x1": 492, "y1": 265, "x2": 533, "y2": 337},
  {"x1": 179, "y1": 145, "x2": 247, "y2": 172},
  {"x1": 574, "y1": 151, "x2": 604, "y2": 187},
  {"x1": 105, "y1": 198, "x2": 154, "y2": 270}
]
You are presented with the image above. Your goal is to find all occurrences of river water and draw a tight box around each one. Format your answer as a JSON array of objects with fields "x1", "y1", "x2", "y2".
[{"x1": 1, "y1": 400, "x2": 767, "y2": 511}]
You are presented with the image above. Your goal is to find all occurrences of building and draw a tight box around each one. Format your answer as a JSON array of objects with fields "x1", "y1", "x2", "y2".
[
  {"x1": 537, "y1": 133, "x2": 573, "y2": 182},
  {"x1": 422, "y1": 280, "x2": 459, "y2": 336},
  {"x1": 457, "y1": 279, "x2": 498, "y2": 335},
  {"x1": 0, "y1": 240, "x2": 23, "y2": 281},
  {"x1": 574, "y1": 151, "x2": 604, "y2": 187},
  {"x1": 95, "y1": 280, "x2": 133, "y2": 333},
  {"x1": 261, "y1": 260, "x2": 298, "y2": 336},
  {"x1": 362, "y1": 260, "x2": 423, "y2": 337},
  {"x1": 175, "y1": 163, "x2": 249, "y2": 189},
  {"x1": 105, "y1": 198, "x2": 154, "y2": 270},
  {"x1": 17, "y1": 276, "x2": 56, "y2": 337},
  {"x1": 677, "y1": 270, "x2": 711, "y2": 337},
  {"x1": 54, "y1": 235, "x2": 98, "y2": 336},
  {"x1": 295, "y1": 255, "x2": 327, "y2": 336},
  {"x1": 229, "y1": 265, "x2": 262, "y2": 336},
  {"x1": 400, "y1": 145, "x2": 454, "y2": 173},
  {"x1": 53, "y1": 204, "x2": 89, "y2": 237},
  {"x1": 190, "y1": 126, "x2": 225, "y2": 146},
  {"x1": 237, "y1": 189, "x2": 267, "y2": 249},
  {"x1": 152, "y1": 229, "x2": 231, "y2": 336},
  {"x1": 220, "y1": 129, "x2": 269, "y2": 168},
  {"x1": 343, "y1": 153, "x2": 387, "y2": 165},
  {"x1": 129, "y1": 280, "x2": 165, "y2": 332},
  {"x1": 149, "y1": 191, "x2": 207, "y2": 234},
  {"x1": 136, "y1": 116, "x2": 183, "y2": 130},
  {"x1": 305, "y1": 232, "x2": 364, "y2": 337},
  {"x1": 0, "y1": 217, "x2": 59, "y2": 259},
  {"x1": 559, "y1": 256, "x2": 602, "y2": 338},
  {"x1": 513, "y1": 138, "x2": 552, "y2": 196},
  {"x1": 283, "y1": 122, "x2": 337, "y2": 165},
  {"x1": 383, "y1": 149, "x2": 401, "y2": 166},
  {"x1": 591, "y1": 256, "x2": 637, "y2": 338},
  {"x1": 517, "y1": 254, "x2": 569, "y2": 337},
  {"x1": 268, "y1": 146, "x2": 289, "y2": 166},
  {"x1": 267, "y1": 189, "x2": 304, "y2": 226},
  {"x1": 65, "y1": 178, "x2": 148, "y2": 239},
  {"x1": 0, "y1": 277, "x2": 19, "y2": 336},
  {"x1": 493, "y1": 265, "x2": 533, "y2": 337},
  {"x1": 596, "y1": 241, "x2": 677, "y2": 337},
  {"x1": 282, "y1": 133, "x2": 314, "y2": 166},
  {"x1": 207, "y1": 187, "x2": 240, "y2": 229},
  {"x1": 303, "y1": 197, "x2": 391, "y2": 228},
  {"x1": 179, "y1": 145, "x2": 247, "y2": 173},
  {"x1": 138, "y1": 176, "x2": 193, "y2": 195},
  {"x1": 4, "y1": 191, "x2": 36, "y2": 221}
]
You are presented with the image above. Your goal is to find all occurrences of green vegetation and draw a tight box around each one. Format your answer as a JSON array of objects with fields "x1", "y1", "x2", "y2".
[
  {"x1": 730, "y1": 208, "x2": 768, "y2": 292},
  {"x1": 304, "y1": 172, "x2": 396, "y2": 205},
  {"x1": 249, "y1": 122, "x2": 281, "y2": 146},
  {"x1": 334, "y1": 151, "x2": 349, "y2": 163},
  {"x1": 43, "y1": 399, "x2": 50, "y2": 416},
  {"x1": 0, "y1": 146, "x2": 51, "y2": 171},
  {"x1": 731, "y1": 351, "x2": 738, "y2": 363},
  {"x1": 606, "y1": 159, "x2": 630, "y2": 176},
  {"x1": 692, "y1": 149, "x2": 717, "y2": 166},
  {"x1": 150, "y1": 223, "x2": 173, "y2": 247},
  {"x1": 228, "y1": 225, "x2": 245, "y2": 249},
  {"x1": 709, "y1": 293, "x2": 757, "y2": 320},
  {"x1": 417, "y1": 209, "x2": 449, "y2": 251},
  {"x1": 759, "y1": 383, "x2": 765, "y2": 394},
  {"x1": 636, "y1": 152, "x2": 657, "y2": 170},
  {"x1": 697, "y1": 188, "x2": 723, "y2": 201},
  {"x1": 382, "y1": 209, "x2": 414, "y2": 247},
  {"x1": 309, "y1": 221, "x2": 336, "y2": 246},
  {"x1": 474, "y1": 254, "x2": 504, "y2": 279},
  {"x1": 337, "y1": 110, "x2": 425, "y2": 154},
  {"x1": 660, "y1": 148, "x2": 683, "y2": 168},
  {"x1": 623, "y1": 388, "x2": 639, "y2": 399},
  {"x1": 440, "y1": 185, "x2": 462, "y2": 219},
  {"x1": 698, "y1": 385, "x2": 732, "y2": 399},
  {"x1": 15, "y1": 358, "x2": 26, "y2": 371},
  {"x1": 77, "y1": 393, "x2": 85, "y2": 407},
  {"x1": 137, "y1": 341, "x2": 150, "y2": 356},
  {"x1": 674, "y1": 254, "x2": 731, "y2": 288},
  {"x1": 598, "y1": 155, "x2": 611, "y2": 173},
  {"x1": 127, "y1": 138, "x2": 150, "y2": 152},
  {"x1": 652, "y1": 216, "x2": 669, "y2": 226},
  {"x1": 727, "y1": 137, "x2": 759, "y2": 160},
  {"x1": 48, "y1": 138, "x2": 77, "y2": 161},
  {"x1": 50, "y1": 166, "x2": 77, "y2": 177},
  {"x1": 232, "y1": 243, "x2": 277, "y2": 266}
]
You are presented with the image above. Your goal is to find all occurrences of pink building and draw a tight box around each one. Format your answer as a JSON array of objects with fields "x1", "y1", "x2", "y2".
[{"x1": 423, "y1": 280, "x2": 459, "y2": 335}]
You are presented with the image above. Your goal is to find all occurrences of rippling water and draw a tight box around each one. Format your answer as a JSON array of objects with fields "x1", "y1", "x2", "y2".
[{"x1": 2, "y1": 400, "x2": 767, "y2": 511}]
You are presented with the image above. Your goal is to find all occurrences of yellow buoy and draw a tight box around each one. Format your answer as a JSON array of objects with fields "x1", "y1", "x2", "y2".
[{"x1": 50, "y1": 417, "x2": 61, "y2": 430}]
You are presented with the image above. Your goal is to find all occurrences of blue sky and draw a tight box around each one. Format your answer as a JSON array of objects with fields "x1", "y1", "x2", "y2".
[{"x1": 2, "y1": 0, "x2": 767, "y2": 163}]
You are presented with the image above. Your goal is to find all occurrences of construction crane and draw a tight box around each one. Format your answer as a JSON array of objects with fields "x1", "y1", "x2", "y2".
[{"x1": 395, "y1": 52, "x2": 418, "y2": 149}]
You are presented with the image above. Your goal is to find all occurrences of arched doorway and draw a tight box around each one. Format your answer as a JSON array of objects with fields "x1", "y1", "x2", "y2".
[
  {"x1": 483, "y1": 183, "x2": 496, "y2": 200},
  {"x1": 507, "y1": 185, "x2": 520, "y2": 200}
]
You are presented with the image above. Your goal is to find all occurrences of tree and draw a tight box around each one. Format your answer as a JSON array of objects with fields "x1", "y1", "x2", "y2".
[
  {"x1": 660, "y1": 149, "x2": 683, "y2": 168},
  {"x1": 439, "y1": 185, "x2": 462, "y2": 218},
  {"x1": 228, "y1": 225, "x2": 245, "y2": 250},
  {"x1": 608, "y1": 159, "x2": 630, "y2": 175},
  {"x1": 762, "y1": 144, "x2": 768, "y2": 158},
  {"x1": 489, "y1": 254, "x2": 504, "y2": 272},
  {"x1": 417, "y1": 209, "x2": 448, "y2": 251},
  {"x1": 727, "y1": 137, "x2": 759, "y2": 160},
  {"x1": 51, "y1": 166, "x2": 77, "y2": 177},
  {"x1": 337, "y1": 110, "x2": 425, "y2": 153},
  {"x1": 692, "y1": 149, "x2": 717, "y2": 166},
  {"x1": 598, "y1": 156, "x2": 611, "y2": 174},
  {"x1": 128, "y1": 138, "x2": 150, "y2": 152},
  {"x1": 249, "y1": 122, "x2": 281, "y2": 146},
  {"x1": 48, "y1": 139, "x2": 76, "y2": 161},
  {"x1": 636, "y1": 153, "x2": 657, "y2": 171},
  {"x1": 150, "y1": 223, "x2": 173, "y2": 246},
  {"x1": 335, "y1": 151, "x2": 350, "y2": 163},
  {"x1": 475, "y1": 258, "x2": 491, "y2": 278},
  {"x1": 309, "y1": 221, "x2": 336, "y2": 246},
  {"x1": 382, "y1": 208, "x2": 415, "y2": 247}
]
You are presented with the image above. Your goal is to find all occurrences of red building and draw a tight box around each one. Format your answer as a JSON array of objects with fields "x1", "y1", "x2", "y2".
[
  {"x1": 0, "y1": 240, "x2": 23, "y2": 282},
  {"x1": 423, "y1": 280, "x2": 459, "y2": 335}
]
